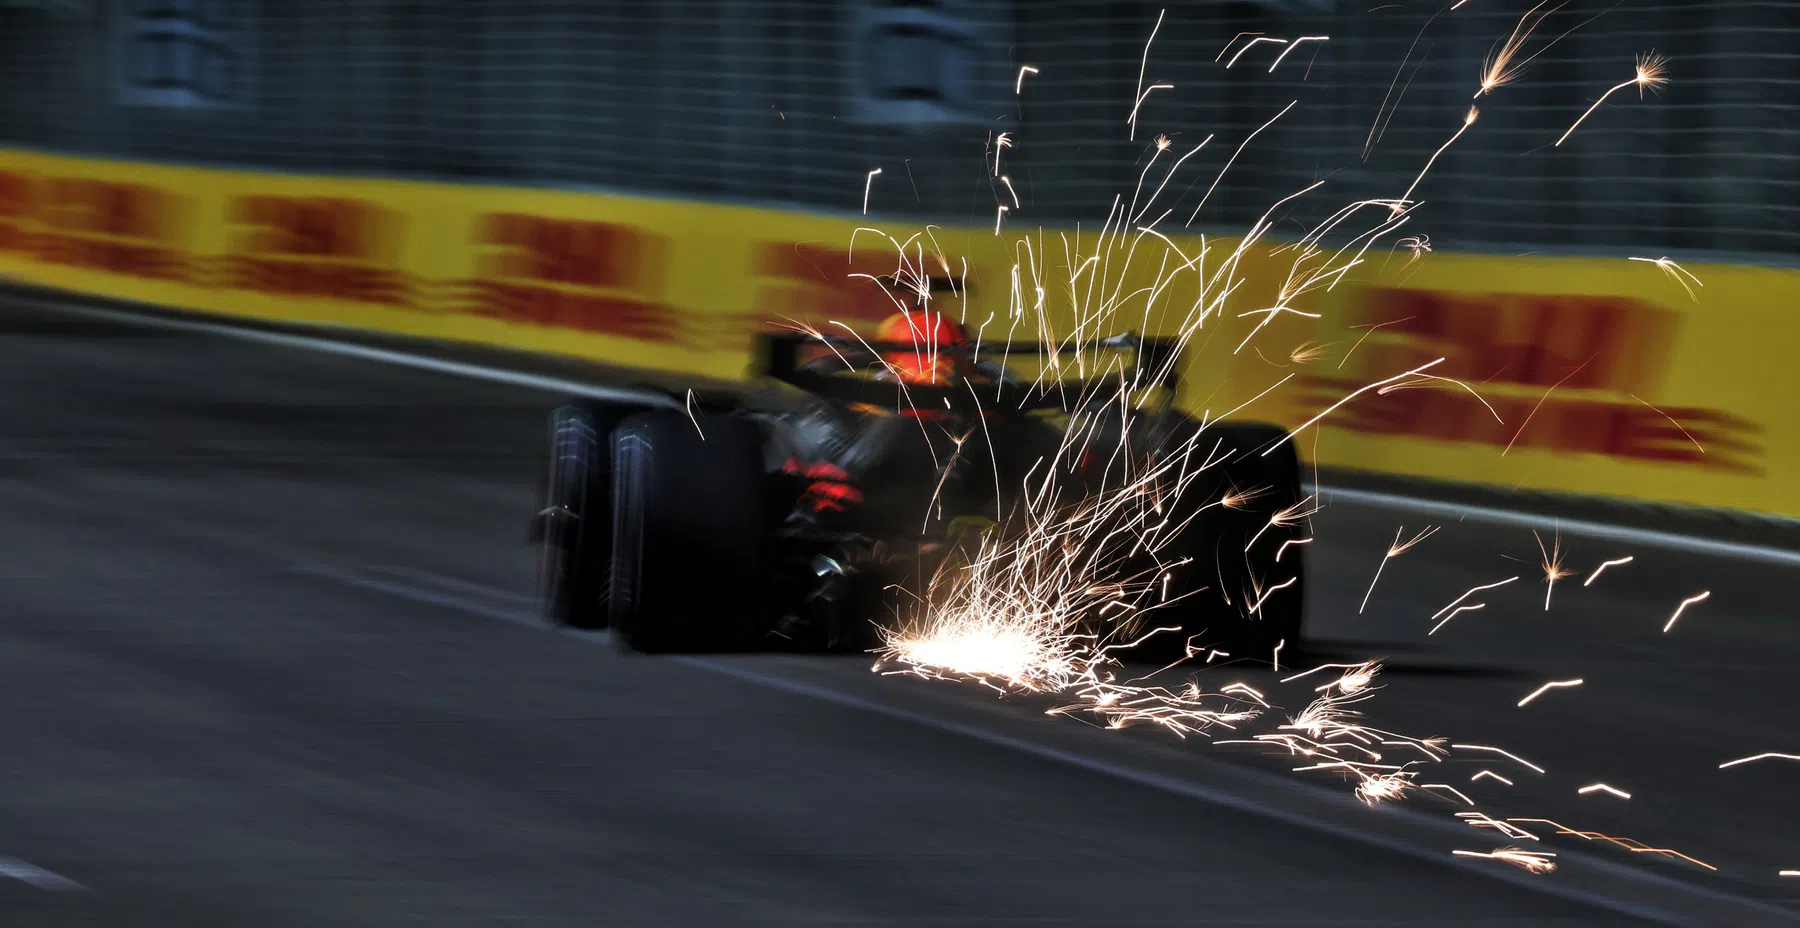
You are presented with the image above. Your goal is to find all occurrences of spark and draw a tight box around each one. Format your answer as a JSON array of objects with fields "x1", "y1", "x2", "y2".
[
  {"x1": 1504, "y1": 357, "x2": 1592, "y2": 455},
  {"x1": 1397, "y1": 105, "x2": 1478, "y2": 210},
  {"x1": 994, "y1": 205, "x2": 1009, "y2": 236},
  {"x1": 1534, "y1": 530, "x2": 1574, "y2": 611},
  {"x1": 1720, "y1": 752, "x2": 1800, "y2": 769},
  {"x1": 1188, "y1": 100, "x2": 1297, "y2": 226},
  {"x1": 1662, "y1": 590, "x2": 1710, "y2": 633},
  {"x1": 1628, "y1": 255, "x2": 1703, "y2": 301},
  {"x1": 1516, "y1": 678, "x2": 1583, "y2": 708},
  {"x1": 1454, "y1": 744, "x2": 1545, "y2": 774},
  {"x1": 1782, "y1": 871, "x2": 1800, "y2": 877},
  {"x1": 1471, "y1": 770, "x2": 1514, "y2": 787},
  {"x1": 683, "y1": 389, "x2": 705, "y2": 439},
  {"x1": 1276, "y1": 538, "x2": 1312, "y2": 562},
  {"x1": 1014, "y1": 65, "x2": 1038, "y2": 94},
  {"x1": 1453, "y1": 848, "x2": 1556, "y2": 874},
  {"x1": 1508, "y1": 819, "x2": 1717, "y2": 870},
  {"x1": 1423, "y1": 784, "x2": 1475, "y2": 806},
  {"x1": 1128, "y1": 84, "x2": 1173, "y2": 141},
  {"x1": 1356, "y1": 770, "x2": 1414, "y2": 804},
  {"x1": 1266, "y1": 358, "x2": 1447, "y2": 456},
  {"x1": 1476, "y1": 1, "x2": 1565, "y2": 97},
  {"x1": 1271, "y1": 640, "x2": 1284, "y2": 672},
  {"x1": 1000, "y1": 175, "x2": 1021, "y2": 209},
  {"x1": 1227, "y1": 37, "x2": 1288, "y2": 69},
  {"x1": 1394, "y1": 235, "x2": 1431, "y2": 267},
  {"x1": 1216, "y1": 32, "x2": 1263, "y2": 62},
  {"x1": 1458, "y1": 812, "x2": 1539, "y2": 841},
  {"x1": 1360, "y1": 525, "x2": 1439, "y2": 613},
  {"x1": 1583, "y1": 556, "x2": 1633, "y2": 586},
  {"x1": 1627, "y1": 395, "x2": 1705, "y2": 454},
  {"x1": 1428, "y1": 603, "x2": 1485, "y2": 636},
  {"x1": 1268, "y1": 37, "x2": 1329, "y2": 73},
  {"x1": 1578, "y1": 782, "x2": 1631, "y2": 800},
  {"x1": 1337, "y1": 316, "x2": 1416, "y2": 370},
  {"x1": 1247, "y1": 576, "x2": 1298, "y2": 615},
  {"x1": 862, "y1": 168, "x2": 881, "y2": 215},
  {"x1": 1555, "y1": 51, "x2": 1669, "y2": 147},
  {"x1": 992, "y1": 132, "x2": 1013, "y2": 177},
  {"x1": 1129, "y1": 9, "x2": 1165, "y2": 141}
]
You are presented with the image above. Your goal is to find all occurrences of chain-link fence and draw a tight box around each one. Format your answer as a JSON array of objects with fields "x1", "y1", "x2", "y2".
[{"x1": 1, "y1": 1, "x2": 1793, "y2": 259}]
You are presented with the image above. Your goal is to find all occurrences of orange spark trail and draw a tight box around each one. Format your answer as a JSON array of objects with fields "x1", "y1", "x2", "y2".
[
  {"x1": 1504, "y1": 357, "x2": 1593, "y2": 455},
  {"x1": 1628, "y1": 255, "x2": 1704, "y2": 301},
  {"x1": 1662, "y1": 590, "x2": 1711, "y2": 633},
  {"x1": 1627, "y1": 394, "x2": 1705, "y2": 453},
  {"x1": 1338, "y1": 316, "x2": 1416, "y2": 369}
]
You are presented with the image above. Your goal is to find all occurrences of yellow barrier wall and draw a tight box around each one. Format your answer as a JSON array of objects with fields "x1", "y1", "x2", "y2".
[{"x1": 0, "y1": 149, "x2": 1788, "y2": 517}]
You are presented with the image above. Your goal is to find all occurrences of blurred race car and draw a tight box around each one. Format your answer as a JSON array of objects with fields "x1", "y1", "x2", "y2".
[{"x1": 532, "y1": 309, "x2": 1308, "y2": 664}]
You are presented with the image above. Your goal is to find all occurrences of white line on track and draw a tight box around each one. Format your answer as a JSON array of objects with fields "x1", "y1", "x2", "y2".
[
  {"x1": 0, "y1": 856, "x2": 84, "y2": 891},
  {"x1": 1309, "y1": 485, "x2": 1800, "y2": 568},
  {"x1": 9, "y1": 294, "x2": 679, "y2": 410}
]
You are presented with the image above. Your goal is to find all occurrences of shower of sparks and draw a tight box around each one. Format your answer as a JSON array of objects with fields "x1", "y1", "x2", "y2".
[
  {"x1": 1719, "y1": 752, "x2": 1800, "y2": 769},
  {"x1": 1516, "y1": 678, "x2": 1582, "y2": 708},
  {"x1": 1662, "y1": 590, "x2": 1711, "y2": 633},
  {"x1": 1227, "y1": 37, "x2": 1289, "y2": 69},
  {"x1": 1397, "y1": 105, "x2": 1478, "y2": 210},
  {"x1": 1534, "y1": 530, "x2": 1574, "y2": 611},
  {"x1": 1555, "y1": 51, "x2": 1669, "y2": 147},
  {"x1": 1583, "y1": 556, "x2": 1633, "y2": 587},
  {"x1": 1268, "y1": 36, "x2": 1329, "y2": 73},
  {"x1": 1628, "y1": 255, "x2": 1703, "y2": 301},
  {"x1": 1453, "y1": 848, "x2": 1557, "y2": 874},
  {"x1": 854, "y1": 13, "x2": 1723, "y2": 877},
  {"x1": 1578, "y1": 782, "x2": 1632, "y2": 800},
  {"x1": 1360, "y1": 525, "x2": 1440, "y2": 613},
  {"x1": 1015, "y1": 65, "x2": 1038, "y2": 94},
  {"x1": 862, "y1": 168, "x2": 881, "y2": 215}
]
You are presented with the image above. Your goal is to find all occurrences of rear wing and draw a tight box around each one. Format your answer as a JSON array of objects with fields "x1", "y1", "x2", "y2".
[{"x1": 755, "y1": 331, "x2": 1183, "y2": 413}]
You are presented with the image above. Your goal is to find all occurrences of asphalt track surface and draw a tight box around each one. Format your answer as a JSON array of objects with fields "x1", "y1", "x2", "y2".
[{"x1": 0, "y1": 298, "x2": 1796, "y2": 926}]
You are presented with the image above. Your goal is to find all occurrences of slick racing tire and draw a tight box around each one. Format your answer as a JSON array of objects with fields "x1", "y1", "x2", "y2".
[
  {"x1": 609, "y1": 410, "x2": 768, "y2": 653},
  {"x1": 537, "y1": 401, "x2": 633, "y2": 630},
  {"x1": 1149, "y1": 418, "x2": 1307, "y2": 667}
]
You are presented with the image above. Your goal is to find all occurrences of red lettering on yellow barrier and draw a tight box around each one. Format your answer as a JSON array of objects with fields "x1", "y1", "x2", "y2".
[
  {"x1": 752, "y1": 243, "x2": 905, "y2": 328},
  {"x1": 224, "y1": 196, "x2": 411, "y2": 304},
  {"x1": 31, "y1": 178, "x2": 191, "y2": 281},
  {"x1": 1306, "y1": 287, "x2": 1762, "y2": 474},
  {"x1": 464, "y1": 214, "x2": 677, "y2": 342}
]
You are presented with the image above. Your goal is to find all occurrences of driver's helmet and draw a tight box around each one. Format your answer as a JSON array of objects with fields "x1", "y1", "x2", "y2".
[{"x1": 875, "y1": 310, "x2": 966, "y2": 385}]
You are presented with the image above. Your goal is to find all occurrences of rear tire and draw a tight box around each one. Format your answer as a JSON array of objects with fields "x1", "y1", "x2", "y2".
[
  {"x1": 1144, "y1": 418, "x2": 1307, "y2": 666},
  {"x1": 609, "y1": 410, "x2": 769, "y2": 653},
  {"x1": 537, "y1": 402, "x2": 629, "y2": 630}
]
